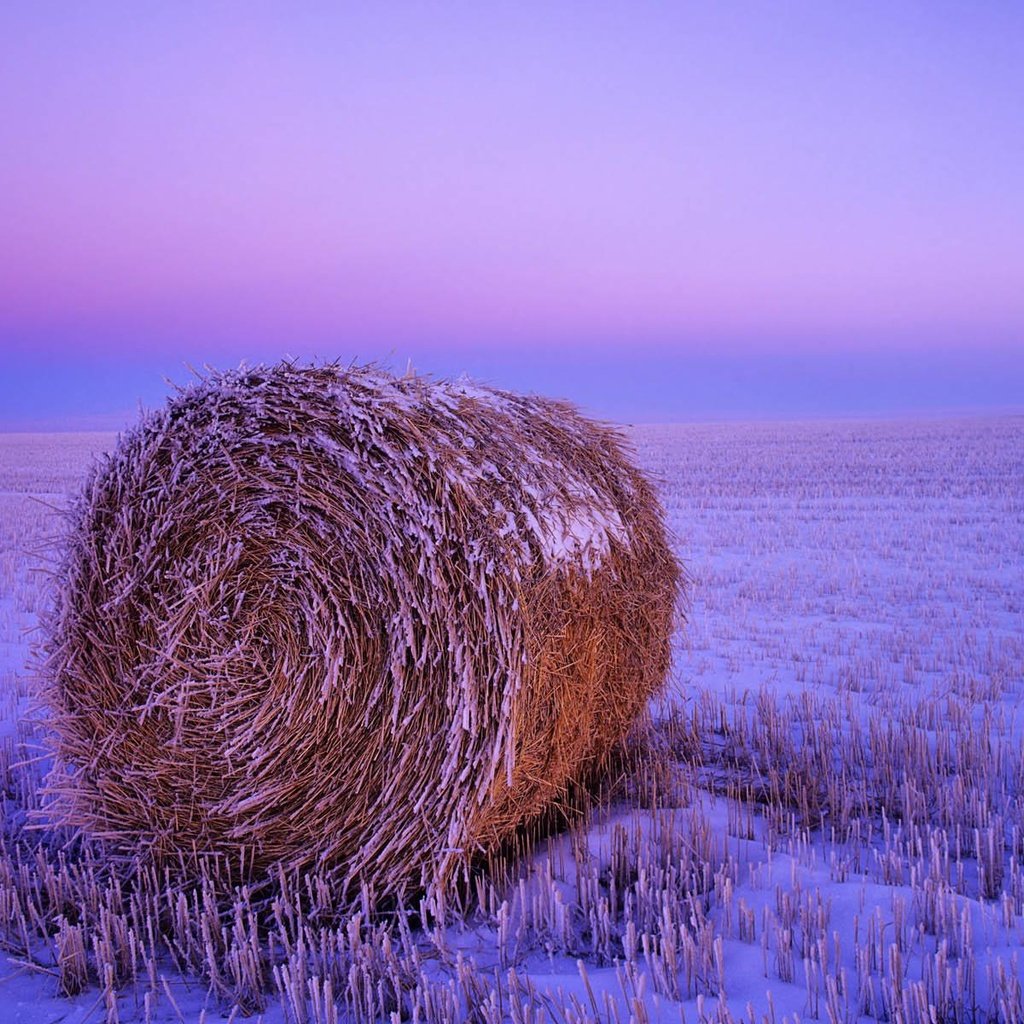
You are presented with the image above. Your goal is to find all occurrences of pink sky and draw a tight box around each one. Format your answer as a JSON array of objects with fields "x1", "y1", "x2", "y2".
[{"x1": 1, "y1": 4, "x2": 1022, "y2": 423}]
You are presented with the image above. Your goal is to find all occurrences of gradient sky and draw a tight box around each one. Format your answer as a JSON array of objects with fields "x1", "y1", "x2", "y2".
[{"x1": 1, "y1": 2, "x2": 1022, "y2": 427}]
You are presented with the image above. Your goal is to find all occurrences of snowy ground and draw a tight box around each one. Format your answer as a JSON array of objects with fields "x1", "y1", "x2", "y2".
[{"x1": 0, "y1": 417, "x2": 1021, "y2": 1023}]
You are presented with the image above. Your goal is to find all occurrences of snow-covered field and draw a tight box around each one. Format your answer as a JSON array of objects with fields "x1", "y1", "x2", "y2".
[{"x1": 0, "y1": 417, "x2": 1021, "y2": 1023}]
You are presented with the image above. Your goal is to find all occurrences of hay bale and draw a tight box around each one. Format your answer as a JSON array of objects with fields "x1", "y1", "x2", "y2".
[{"x1": 45, "y1": 363, "x2": 681, "y2": 900}]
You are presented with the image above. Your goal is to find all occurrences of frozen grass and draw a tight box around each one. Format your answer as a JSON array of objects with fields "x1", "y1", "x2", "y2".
[{"x1": 0, "y1": 416, "x2": 1021, "y2": 1023}]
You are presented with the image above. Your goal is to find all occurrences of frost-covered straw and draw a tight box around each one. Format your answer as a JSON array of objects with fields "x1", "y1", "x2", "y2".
[{"x1": 43, "y1": 361, "x2": 682, "y2": 906}]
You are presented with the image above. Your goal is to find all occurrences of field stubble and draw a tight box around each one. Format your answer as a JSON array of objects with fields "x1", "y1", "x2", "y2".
[{"x1": 0, "y1": 417, "x2": 1020, "y2": 1023}]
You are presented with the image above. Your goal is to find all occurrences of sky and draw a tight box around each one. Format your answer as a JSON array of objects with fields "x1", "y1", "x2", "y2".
[{"x1": 1, "y1": 2, "x2": 1022, "y2": 428}]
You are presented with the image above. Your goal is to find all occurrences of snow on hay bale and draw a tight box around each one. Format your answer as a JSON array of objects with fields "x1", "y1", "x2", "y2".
[{"x1": 44, "y1": 363, "x2": 681, "y2": 900}]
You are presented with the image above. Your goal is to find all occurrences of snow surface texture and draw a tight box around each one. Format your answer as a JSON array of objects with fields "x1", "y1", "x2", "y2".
[{"x1": 0, "y1": 416, "x2": 1022, "y2": 1023}]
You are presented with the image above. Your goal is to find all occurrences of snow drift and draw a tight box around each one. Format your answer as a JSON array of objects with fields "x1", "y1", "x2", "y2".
[{"x1": 44, "y1": 363, "x2": 681, "y2": 901}]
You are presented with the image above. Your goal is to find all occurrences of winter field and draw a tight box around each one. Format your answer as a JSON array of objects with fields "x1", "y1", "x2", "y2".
[{"x1": 0, "y1": 417, "x2": 1022, "y2": 1023}]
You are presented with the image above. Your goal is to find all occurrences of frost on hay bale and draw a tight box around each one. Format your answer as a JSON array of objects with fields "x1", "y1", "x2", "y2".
[{"x1": 45, "y1": 363, "x2": 682, "y2": 900}]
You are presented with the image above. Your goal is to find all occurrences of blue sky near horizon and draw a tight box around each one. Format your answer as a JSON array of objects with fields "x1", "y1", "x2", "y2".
[
  {"x1": 1, "y1": 2, "x2": 1022, "y2": 427},
  {"x1": 3, "y1": 347, "x2": 1021, "y2": 432}
]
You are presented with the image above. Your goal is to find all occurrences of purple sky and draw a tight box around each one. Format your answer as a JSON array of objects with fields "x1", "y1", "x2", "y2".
[{"x1": 2, "y1": 3, "x2": 1022, "y2": 428}]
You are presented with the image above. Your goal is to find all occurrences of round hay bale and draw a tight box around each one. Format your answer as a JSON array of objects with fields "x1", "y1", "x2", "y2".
[{"x1": 45, "y1": 363, "x2": 681, "y2": 900}]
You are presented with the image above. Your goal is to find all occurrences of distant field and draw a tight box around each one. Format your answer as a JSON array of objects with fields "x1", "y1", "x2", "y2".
[{"x1": 0, "y1": 418, "x2": 1021, "y2": 1023}]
